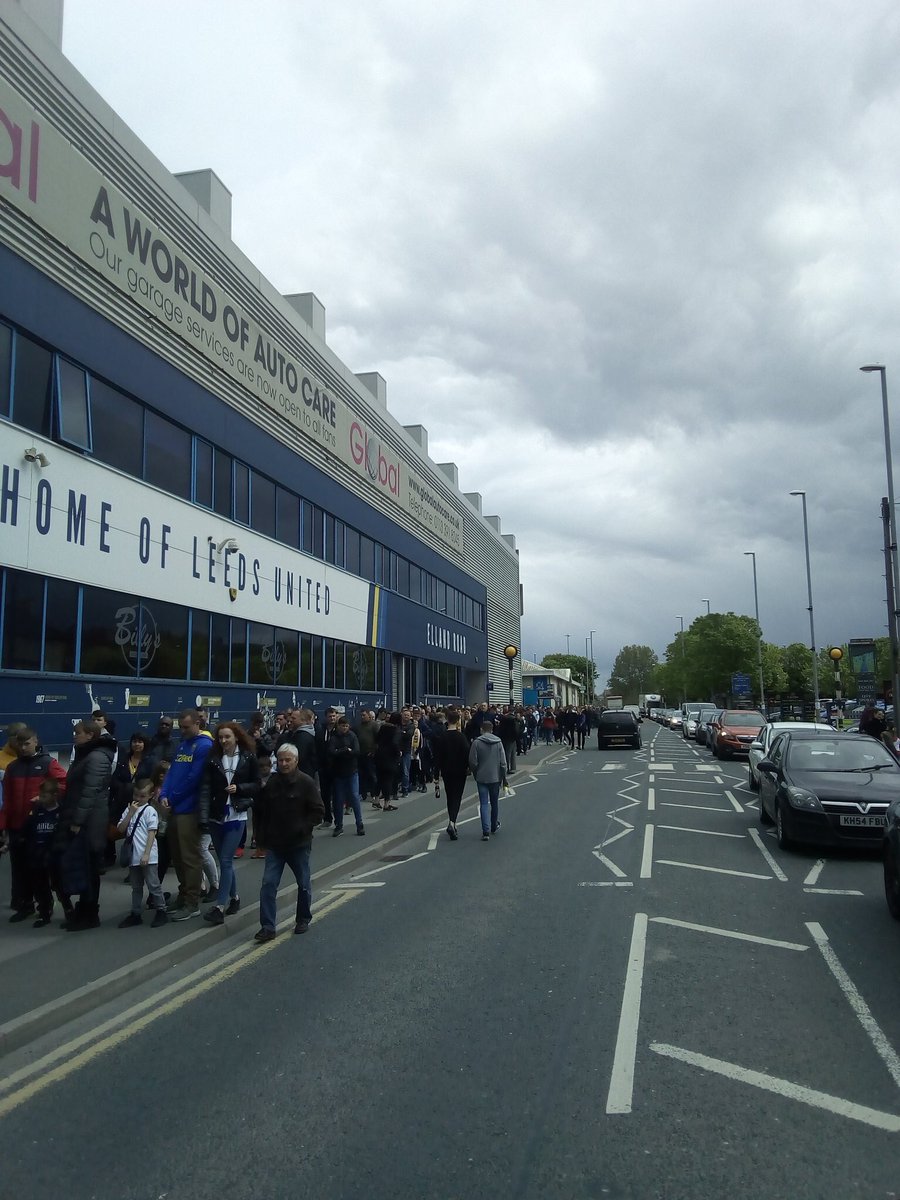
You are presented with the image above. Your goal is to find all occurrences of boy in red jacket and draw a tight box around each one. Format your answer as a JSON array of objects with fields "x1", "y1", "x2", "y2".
[{"x1": 0, "y1": 729, "x2": 67, "y2": 921}]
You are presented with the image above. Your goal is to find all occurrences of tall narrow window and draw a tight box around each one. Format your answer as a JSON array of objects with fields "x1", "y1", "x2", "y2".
[
  {"x1": 1, "y1": 570, "x2": 43, "y2": 670},
  {"x1": 12, "y1": 333, "x2": 53, "y2": 437},
  {"x1": 190, "y1": 610, "x2": 210, "y2": 681},
  {"x1": 56, "y1": 359, "x2": 92, "y2": 450},
  {"x1": 213, "y1": 449, "x2": 232, "y2": 517},
  {"x1": 194, "y1": 439, "x2": 213, "y2": 508},
  {"x1": 250, "y1": 472, "x2": 276, "y2": 537},
  {"x1": 233, "y1": 462, "x2": 250, "y2": 525},
  {"x1": 0, "y1": 322, "x2": 11, "y2": 418},
  {"x1": 276, "y1": 487, "x2": 300, "y2": 547},
  {"x1": 44, "y1": 578, "x2": 78, "y2": 673},
  {"x1": 89, "y1": 380, "x2": 144, "y2": 477},
  {"x1": 145, "y1": 410, "x2": 191, "y2": 500}
]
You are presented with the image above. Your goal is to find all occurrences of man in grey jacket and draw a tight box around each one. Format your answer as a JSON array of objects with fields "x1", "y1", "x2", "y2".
[{"x1": 468, "y1": 721, "x2": 508, "y2": 841}]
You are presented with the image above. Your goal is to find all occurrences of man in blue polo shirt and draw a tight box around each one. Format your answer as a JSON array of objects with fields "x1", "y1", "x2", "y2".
[{"x1": 160, "y1": 708, "x2": 213, "y2": 920}]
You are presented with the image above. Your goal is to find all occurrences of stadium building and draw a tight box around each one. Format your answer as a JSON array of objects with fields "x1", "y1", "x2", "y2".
[{"x1": 0, "y1": 1, "x2": 522, "y2": 749}]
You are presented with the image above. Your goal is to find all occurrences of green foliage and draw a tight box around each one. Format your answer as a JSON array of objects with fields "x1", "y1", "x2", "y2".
[{"x1": 607, "y1": 645, "x2": 660, "y2": 704}]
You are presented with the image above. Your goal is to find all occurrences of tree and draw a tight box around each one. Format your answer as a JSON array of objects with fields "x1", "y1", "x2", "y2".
[
  {"x1": 660, "y1": 613, "x2": 760, "y2": 701},
  {"x1": 607, "y1": 645, "x2": 660, "y2": 703},
  {"x1": 541, "y1": 653, "x2": 593, "y2": 695}
]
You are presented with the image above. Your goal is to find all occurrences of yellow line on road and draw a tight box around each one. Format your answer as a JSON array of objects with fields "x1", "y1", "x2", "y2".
[{"x1": 0, "y1": 888, "x2": 361, "y2": 1119}]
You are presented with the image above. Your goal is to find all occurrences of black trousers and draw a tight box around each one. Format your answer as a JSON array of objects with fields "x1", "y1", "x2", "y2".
[
  {"x1": 8, "y1": 833, "x2": 33, "y2": 912},
  {"x1": 443, "y1": 775, "x2": 466, "y2": 824},
  {"x1": 30, "y1": 858, "x2": 66, "y2": 918}
]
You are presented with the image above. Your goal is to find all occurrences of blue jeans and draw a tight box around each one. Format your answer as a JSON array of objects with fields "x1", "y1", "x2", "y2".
[
  {"x1": 400, "y1": 751, "x2": 411, "y2": 792},
  {"x1": 332, "y1": 774, "x2": 363, "y2": 830},
  {"x1": 477, "y1": 782, "x2": 500, "y2": 833},
  {"x1": 210, "y1": 821, "x2": 244, "y2": 906},
  {"x1": 259, "y1": 845, "x2": 312, "y2": 931}
]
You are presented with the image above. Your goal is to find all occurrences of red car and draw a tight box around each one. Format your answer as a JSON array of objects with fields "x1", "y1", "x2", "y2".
[{"x1": 709, "y1": 710, "x2": 765, "y2": 759}]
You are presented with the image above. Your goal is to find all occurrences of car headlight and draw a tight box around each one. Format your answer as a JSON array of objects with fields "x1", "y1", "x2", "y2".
[{"x1": 786, "y1": 787, "x2": 823, "y2": 812}]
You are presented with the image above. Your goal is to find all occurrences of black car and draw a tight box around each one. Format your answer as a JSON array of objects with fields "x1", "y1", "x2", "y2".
[
  {"x1": 758, "y1": 731, "x2": 899, "y2": 850},
  {"x1": 597, "y1": 710, "x2": 642, "y2": 750},
  {"x1": 884, "y1": 799, "x2": 900, "y2": 919}
]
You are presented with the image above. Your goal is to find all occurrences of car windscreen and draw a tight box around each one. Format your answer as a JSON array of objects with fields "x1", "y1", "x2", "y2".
[
  {"x1": 723, "y1": 712, "x2": 764, "y2": 727},
  {"x1": 785, "y1": 738, "x2": 898, "y2": 771}
]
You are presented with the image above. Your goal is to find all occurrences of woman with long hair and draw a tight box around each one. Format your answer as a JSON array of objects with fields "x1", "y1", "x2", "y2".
[
  {"x1": 198, "y1": 721, "x2": 260, "y2": 925},
  {"x1": 57, "y1": 720, "x2": 116, "y2": 930},
  {"x1": 372, "y1": 712, "x2": 402, "y2": 811}
]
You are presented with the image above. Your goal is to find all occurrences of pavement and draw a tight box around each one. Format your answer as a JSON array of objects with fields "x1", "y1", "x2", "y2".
[{"x1": 0, "y1": 750, "x2": 553, "y2": 1056}]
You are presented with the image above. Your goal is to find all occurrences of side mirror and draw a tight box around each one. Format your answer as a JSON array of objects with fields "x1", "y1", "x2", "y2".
[
  {"x1": 750, "y1": 740, "x2": 763, "y2": 751},
  {"x1": 757, "y1": 759, "x2": 777, "y2": 776}
]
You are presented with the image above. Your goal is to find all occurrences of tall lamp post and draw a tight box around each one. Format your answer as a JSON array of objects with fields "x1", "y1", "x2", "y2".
[
  {"x1": 589, "y1": 629, "x2": 596, "y2": 702},
  {"x1": 701, "y1": 598, "x2": 711, "y2": 615},
  {"x1": 503, "y1": 644, "x2": 518, "y2": 710},
  {"x1": 789, "y1": 491, "x2": 820, "y2": 715},
  {"x1": 860, "y1": 365, "x2": 900, "y2": 713},
  {"x1": 565, "y1": 633, "x2": 571, "y2": 656},
  {"x1": 743, "y1": 551, "x2": 766, "y2": 714},
  {"x1": 675, "y1": 615, "x2": 686, "y2": 703}
]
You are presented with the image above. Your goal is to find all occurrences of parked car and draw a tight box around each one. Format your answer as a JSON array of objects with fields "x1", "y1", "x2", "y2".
[
  {"x1": 668, "y1": 711, "x2": 683, "y2": 731},
  {"x1": 747, "y1": 721, "x2": 835, "y2": 790},
  {"x1": 704, "y1": 709, "x2": 727, "y2": 753},
  {"x1": 683, "y1": 710, "x2": 701, "y2": 740},
  {"x1": 596, "y1": 710, "x2": 642, "y2": 750},
  {"x1": 884, "y1": 799, "x2": 900, "y2": 919},
  {"x1": 708, "y1": 710, "x2": 765, "y2": 759},
  {"x1": 683, "y1": 705, "x2": 717, "y2": 740},
  {"x1": 758, "y1": 730, "x2": 899, "y2": 850},
  {"x1": 696, "y1": 711, "x2": 719, "y2": 747}
]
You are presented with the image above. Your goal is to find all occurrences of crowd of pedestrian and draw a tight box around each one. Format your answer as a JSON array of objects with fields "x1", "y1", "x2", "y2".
[{"x1": 0, "y1": 701, "x2": 592, "y2": 942}]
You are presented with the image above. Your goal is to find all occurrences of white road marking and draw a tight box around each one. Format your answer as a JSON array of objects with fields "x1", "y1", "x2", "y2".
[
  {"x1": 695, "y1": 765, "x2": 720, "y2": 772},
  {"x1": 656, "y1": 787, "x2": 728, "y2": 797},
  {"x1": 724, "y1": 790, "x2": 744, "y2": 814},
  {"x1": 649, "y1": 1044, "x2": 900, "y2": 1133},
  {"x1": 804, "y1": 859, "x2": 826, "y2": 886},
  {"x1": 578, "y1": 881, "x2": 634, "y2": 887},
  {"x1": 656, "y1": 825, "x2": 744, "y2": 838},
  {"x1": 640, "y1": 825, "x2": 654, "y2": 878},
  {"x1": 650, "y1": 917, "x2": 808, "y2": 951},
  {"x1": 807, "y1": 921, "x2": 900, "y2": 1091},
  {"x1": 803, "y1": 888, "x2": 864, "y2": 896},
  {"x1": 656, "y1": 860, "x2": 772, "y2": 880},
  {"x1": 661, "y1": 802, "x2": 734, "y2": 813},
  {"x1": 350, "y1": 851, "x2": 429, "y2": 880},
  {"x1": 330, "y1": 882, "x2": 385, "y2": 888},
  {"x1": 427, "y1": 832, "x2": 441, "y2": 851},
  {"x1": 593, "y1": 852, "x2": 627, "y2": 878},
  {"x1": 601, "y1": 763, "x2": 626, "y2": 771},
  {"x1": 647, "y1": 787, "x2": 655, "y2": 812},
  {"x1": 651, "y1": 764, "x2": 675, "y2": 771},
  {"x1": 714, "y1": 776, "x2": 724, "y2": 785},
  {"x1": 747, "y1": 828, "x2": 788, "y2": 881},
  {"x1": 606, "y1": 913, "x2": 649, "y2": 1115}
]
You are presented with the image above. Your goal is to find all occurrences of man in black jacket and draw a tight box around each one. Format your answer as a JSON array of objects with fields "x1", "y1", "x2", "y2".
[
  {"x1": 253, "y1": 743, "x2": 325, "y2": 942},
  {"x1": 328, "y1": 717, "x2": 365, "y2": 837}
]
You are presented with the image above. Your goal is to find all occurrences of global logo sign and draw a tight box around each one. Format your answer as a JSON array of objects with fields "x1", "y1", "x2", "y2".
[{"x1": 349, "y1": 420, "x2": 400, "y2": 497}]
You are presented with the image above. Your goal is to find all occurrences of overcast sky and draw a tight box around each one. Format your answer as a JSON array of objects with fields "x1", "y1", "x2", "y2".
[{"x1": 61, "y1": 0, "x2": 900, "y2": 687}]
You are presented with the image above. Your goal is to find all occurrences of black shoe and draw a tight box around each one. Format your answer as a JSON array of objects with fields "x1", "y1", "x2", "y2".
[
  {"x1": 151, "y1": 909, "x2": 169, "y2": 928},
  {"x1": 447, "y1": 823, "x2": 458, "y2": 841},
  {"x1": 9, "y1": 908, "x2": 35, "y2": 923},
  {"x1": 33, "y1": 916, "x2": 52, "y2": 928},
  {"x1": 332, "y1": 826, "x2": 343, "y2": 837},
  {"x1": 254, "y1": 928, "x2": 276, "y2": 943},
  {"x1": 482, "y1": 832, "x2": 490, "y2": 841},
  {"x1": 356, "y1": 825, "x2": 365, "y2": 836},
  {"x1": 491, "y1": 822, "x2": 501, "y2": 834},
  {"x1": 225, "y1": 897, "x2": 241, "y2": 915},
  {"x1": 67, "y1": 915, "x2": 100, "y2": 931},
  {"x1": 118, "y1": 913, "x2": 142, "y2": 928},
  {"x1": 202, "y1": 890, "x2": 219, "y2": 904},
  {"x1": 294, "y1": 920, "x2": 310, "y2": 935},
  {"x1": 203, "y1": 906, "x2": 225, "y2": 925}
]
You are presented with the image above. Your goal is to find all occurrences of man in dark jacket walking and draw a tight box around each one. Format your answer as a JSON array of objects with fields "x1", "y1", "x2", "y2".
[
  {"x1": 253, "y1": 742, "x2": 325, "y2": 941},
  {"x1": 328, "y1": 717, "x2": 365, "y2": 837}
]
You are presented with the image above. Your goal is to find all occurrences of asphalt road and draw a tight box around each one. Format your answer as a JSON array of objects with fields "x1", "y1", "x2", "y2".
[{"x1": 2, "y1": 724, "x2": 899, "y2": 1200}]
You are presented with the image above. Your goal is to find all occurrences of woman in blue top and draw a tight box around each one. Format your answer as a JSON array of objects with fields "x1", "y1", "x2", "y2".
[{"x1": 199, "y1": 722, "x2": 260, "y2": 925}]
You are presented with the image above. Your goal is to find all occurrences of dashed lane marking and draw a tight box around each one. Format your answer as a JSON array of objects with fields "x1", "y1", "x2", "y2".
[
  {"x1": 724, "y1": 790, "x2": 744, "y2": 814},
  {"x1": 804, "y1": 888, "x2": 864, "y2": 896},
  {"x1": 804, "y1": 860, "x2": 826, "y2": 887}
]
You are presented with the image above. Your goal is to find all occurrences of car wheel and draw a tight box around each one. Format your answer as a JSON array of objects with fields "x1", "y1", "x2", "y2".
[
  {"x1": 884, "y1": 846, "x2": 900, "y2": 921},
  {"x1": 748, "y1": 766, "x2": 759, "y2": 793},
  {"x1": 775, "y1": 800, "x2": 793, "y2": 850}
]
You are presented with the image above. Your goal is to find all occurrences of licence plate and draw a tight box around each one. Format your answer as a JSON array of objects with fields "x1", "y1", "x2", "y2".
[{"x1": 838, "y1": 813, "x2": 887, "y2": 827}]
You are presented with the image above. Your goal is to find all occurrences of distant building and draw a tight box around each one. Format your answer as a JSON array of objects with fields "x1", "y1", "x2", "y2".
[{"x1": 521, "y1": 661, "x2": 584, "y2": 708}]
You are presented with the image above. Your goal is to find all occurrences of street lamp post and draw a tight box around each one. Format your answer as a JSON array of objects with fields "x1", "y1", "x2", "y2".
[
  {"x1": 589, "y1": 629, "x2": 596, "y2": 702},
  {"x1": 860, "y1": 365, "x2": 900, "y2": 713},
  {"x1": 676, "y1": 615, "x2": 686, "y2": 703},
  {"x1": 701, "y1": 598, "x2": 710, "y2": 615},
  {"x1": 789, "y1": 491, "x2": 820, "y2": 715},
  {"x1": 743, "y1": 551, "x2": 766, "y2": 714},
  {"x1": 503, "y1": 644, "x2": 518, "y2": 710},
  {"x1": 565, "y1": 633, "x2": 570, "y2": 656}
]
